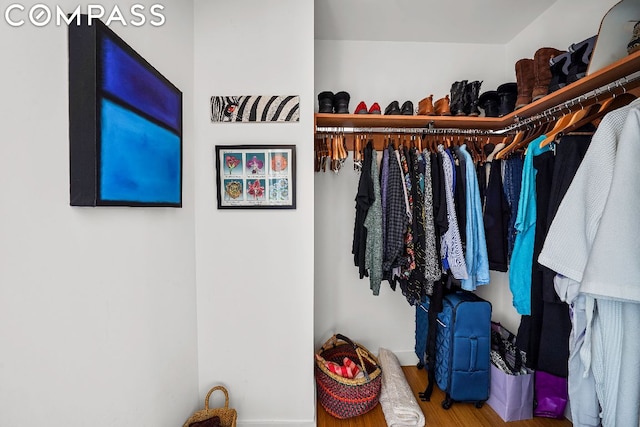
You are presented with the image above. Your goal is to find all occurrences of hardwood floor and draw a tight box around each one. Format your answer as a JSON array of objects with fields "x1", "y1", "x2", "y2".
[{"x1": 317, "y1": 366, "x2": 573, "y2": 427}]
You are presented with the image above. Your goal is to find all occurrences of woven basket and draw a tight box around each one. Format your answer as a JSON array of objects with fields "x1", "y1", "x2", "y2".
[
  {"x1": 183, "y1": 386, "x2": 237, "y2": 427},
  {"x1": 315, "y1": 334, "x2": 382, "y2": 419}
]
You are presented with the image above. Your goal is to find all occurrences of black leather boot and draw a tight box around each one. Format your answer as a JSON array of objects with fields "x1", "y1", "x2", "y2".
[
  {"x1": 478, "y1": 91, "x2": 500, "y2": 118},
  {"x1": 449, "y1": 80, "x2": 467, "y2": 116},
  {"x1": 333, "y1": 91, "x2": 351, "y2": 114},
  {"x1": 497, "y1": 83, "x2": 517, "y2": 117},
  {"x1": 464, "y1": 80, "x2": 483, "y2": 116},
  {"x1": 317, "y1": 91, "x2": 334, "y2": 113}
]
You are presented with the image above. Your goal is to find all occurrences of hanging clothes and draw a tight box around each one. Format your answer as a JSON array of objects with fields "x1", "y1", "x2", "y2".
[
  {"x1": 476, "y1": 161, "x2": 487, "y2": 210},
  {"x1": 483, "y1": 159, "x2": 510, "y2": 272},
  {"x1": 509, "y1": 137, "x2": 551, "y2": 315},
  {"x1": 458, "y1": 144, "x2": 490, "y2": 291},
  {"x1": 503, "y1": 156, "x2": 524, "y2": 262},
  {"x1": 364, "y1": 144, "x2": 383, "y2": 295},
  {"x1": 536, "y1": 129, "x2": 593, "y2": 377},
  {"x1": 438, "y1": 145, "x2": 468, "y2": 280},
  {"x1": 399, "y1": 147, "x2": 427, "y2": 306},
  {"x1": 422, "y1": 149, "x2": 442, "y2": 292},
  {"x1": 398, "y1": 147, "x2": 416, "y2": 276},
  {"x1": 352, "y1": 142, "x2": 374, "y2": 279},
  {"x1": 452, "y1": 147, "x2": 467, "y2": 247},
  {"x1": 380, "y1": 145, "x2": 390, "y2": 269},
  {"x1": 519, "y1": 147, "x2": 555, "y2": 370},
  {"x1": 382, "y1": 145, "x2": 408, "y2": 288},
  {"x1": 538, "y1": 99, "x2": 640, "y2": 427},
  {"x1": 431, "y1": 152, "x2": 448, "y2": 245}
]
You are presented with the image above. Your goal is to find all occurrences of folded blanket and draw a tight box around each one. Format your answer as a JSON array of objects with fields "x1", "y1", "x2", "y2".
[{"x1": 378, "y1": 348, "x2": 425, "y2": 427}]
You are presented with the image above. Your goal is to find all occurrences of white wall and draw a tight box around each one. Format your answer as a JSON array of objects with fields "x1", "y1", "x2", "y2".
[
  {"x1": 0, "y1": 1, "x2": 198, "y2": 427},
  {"x1": 314, "y1": 40, "x2": 509, "y2": 364},
  {"x1": 315, "y1": 40, "x2": 510, "y2": 116},
  {"x1": 193, "y1": 1, "x2": 315, "y2": 426}
]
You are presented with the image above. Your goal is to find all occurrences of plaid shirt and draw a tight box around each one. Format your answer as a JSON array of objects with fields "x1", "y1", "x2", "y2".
[{"x1": 382, "y1": 145, "x2": 408, "y2": 275}]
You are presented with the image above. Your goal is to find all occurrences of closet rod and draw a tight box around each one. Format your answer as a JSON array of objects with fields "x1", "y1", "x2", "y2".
[
  {"x1": 315, "y1": 126, "x2": 497, "y2": 135},
  {"x1": 503, "y1": 71, "x2": 640, "y2": 133}
]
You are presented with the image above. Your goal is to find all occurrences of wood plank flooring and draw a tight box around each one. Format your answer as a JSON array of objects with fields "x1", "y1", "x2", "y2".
[{"x1": 317, "y1": 366, "x2": 573, "y2": 427}]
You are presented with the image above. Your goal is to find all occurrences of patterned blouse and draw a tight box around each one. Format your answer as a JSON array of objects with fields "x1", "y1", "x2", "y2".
[{"x1": 438, "y1": 145, "x2": 469, "y2": 280}]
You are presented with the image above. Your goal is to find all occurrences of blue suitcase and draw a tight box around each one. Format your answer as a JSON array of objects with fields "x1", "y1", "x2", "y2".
[{"x1": 435, "y1": 291, "x2": 492, "y2": 409}]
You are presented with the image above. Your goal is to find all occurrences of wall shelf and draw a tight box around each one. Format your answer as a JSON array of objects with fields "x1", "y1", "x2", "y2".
[{"x1": 315, "y1": 49, "x2": 640, "y2": 132}]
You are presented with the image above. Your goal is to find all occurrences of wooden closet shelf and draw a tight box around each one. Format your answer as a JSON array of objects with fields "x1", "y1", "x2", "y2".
[
  {"x1": 315, "y1": 49, "x2": 640, "y2": 132},
  {"x1": 315, "y1": 113, "x2": 503, "y2": 130}
]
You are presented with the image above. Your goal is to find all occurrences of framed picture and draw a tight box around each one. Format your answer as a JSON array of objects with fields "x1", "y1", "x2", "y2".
[
  {"x1": 215, "y1": 145, "x2": 296, "y2": 209},
  {"x1": 68, "y1": 14, "x2": 182, "y2": 207}
]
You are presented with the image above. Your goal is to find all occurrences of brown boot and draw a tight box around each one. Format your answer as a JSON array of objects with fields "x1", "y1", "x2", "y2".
[
  {"x1": 434, "y1": 95, "x2": 451, "y2": 116},
  {"x1": 418, "y1": 95, "x2": 435, "y2": 115},
  {"x1": 532, "y1": 47, "x2": 564, "y2": 101},
  {"x1": 515, "y1": 58, "x2": 534, "y2": 109}
]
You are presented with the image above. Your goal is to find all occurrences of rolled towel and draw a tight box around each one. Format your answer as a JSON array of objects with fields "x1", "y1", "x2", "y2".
[
  {"x1": 315, "y1": 354, "x2": 363, "y2": 379},
  {"x1": 378, "y1": 348, "x2": 425, "y2": 427}
]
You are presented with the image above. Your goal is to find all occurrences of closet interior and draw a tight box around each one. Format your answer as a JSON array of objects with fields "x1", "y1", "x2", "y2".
[{"x1": 314, "y1": 24, "x2": 640, "y2": 425}]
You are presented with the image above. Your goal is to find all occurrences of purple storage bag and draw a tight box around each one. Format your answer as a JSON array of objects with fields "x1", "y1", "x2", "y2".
[{"x1": 534, "y1": 370, "x2": 568, "y2": 419}]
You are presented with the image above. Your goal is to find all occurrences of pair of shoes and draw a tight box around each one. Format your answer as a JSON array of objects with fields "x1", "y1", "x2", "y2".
[
  {"x1": 385, "y1": 100, "x2": 414, "y2": 115},
  {"x1": 479, "y1": 83, "x2": 517, "y2": 117},
  {"x1": 418, "y1": 95, "x2": 435, "y2": 115},
  {"x1": 317, "y1": 91, "x2": 350, "y2": 114},
  {"x1": 354, "y1": 101, "x2": 381, "y2": 114},
  {"x1": 514, "y1": 47, "x2": 565, "y2": 108},
  {"x1": 545, "y1": 36, "x2": 597, "y2": 95},
  {"x1": 566, "y1": 35, "x2": 597, "y2": 84},
  {"x1": 449, "y1": 81, "x2": 483, "y2": 116}
]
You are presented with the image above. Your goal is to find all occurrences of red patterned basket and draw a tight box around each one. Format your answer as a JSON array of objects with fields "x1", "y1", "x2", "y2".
[{"x1": 315, "y1": 334, "x2": 382, "y2": 419}]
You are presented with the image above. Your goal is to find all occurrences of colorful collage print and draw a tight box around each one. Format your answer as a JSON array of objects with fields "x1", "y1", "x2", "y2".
[{"x1": 219, "y1": 148, "x2": 293, "y2": 207}]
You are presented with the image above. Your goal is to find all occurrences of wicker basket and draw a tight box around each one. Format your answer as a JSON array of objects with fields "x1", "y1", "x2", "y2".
[
  {"x1": 183, "y1": 386, "x2": 237, "y2": 427},
  {"x1": 315, "y1": 334, "x2": 382, "y2": 419}
]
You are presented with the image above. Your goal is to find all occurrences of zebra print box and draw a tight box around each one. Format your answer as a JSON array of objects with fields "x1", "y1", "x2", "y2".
[{"x1": 211, "y1": 96, "x2": 300, "y2": 122}]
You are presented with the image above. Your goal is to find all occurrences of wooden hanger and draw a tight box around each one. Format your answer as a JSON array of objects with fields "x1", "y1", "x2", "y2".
[
  {"x1": 538, "y1": 100, "x2": 596, "y2": 148},
  {"x1": 521, "y1": 119, "x2": 557, "y2": 153},
  {"x1": 497, "y1": 106, "x2": 567, "y2": 159},
  {"x1": 496, "y1": 129, "x2": 530, "y2": 161},
  {"x1": 540, "y1": 92, "x2": 638, "y2": 148}
]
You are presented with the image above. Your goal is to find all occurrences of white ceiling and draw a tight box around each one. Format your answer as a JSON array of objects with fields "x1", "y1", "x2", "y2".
[{"x1": 315, "y1": 0, "x2": 560, "y2": 44}]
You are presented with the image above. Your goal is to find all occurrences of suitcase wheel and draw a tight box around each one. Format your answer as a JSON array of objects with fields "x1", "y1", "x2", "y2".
[
  {"x1": 416, "y1": 362, "x2": 424, "y2": 370},
  {"x1": 475, "y1": 401, "x2": 484, "y2": 409},
  {"x1": 441, "y1": 397, "x2": 453, "y2": 410}
]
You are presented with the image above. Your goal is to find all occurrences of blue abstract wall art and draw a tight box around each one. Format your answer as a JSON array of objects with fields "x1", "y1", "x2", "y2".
[{"x1": 69, "y1": 15, "x2": 182, "y2": 207}]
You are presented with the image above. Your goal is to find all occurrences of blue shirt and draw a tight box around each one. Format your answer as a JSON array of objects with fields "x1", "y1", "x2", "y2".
[
  {"x1": 509, "y1": 136, "x2": 551, "y2": 315},
  {"x1": 459, "y1": 145, "x2": 490, "y2": 290}
]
